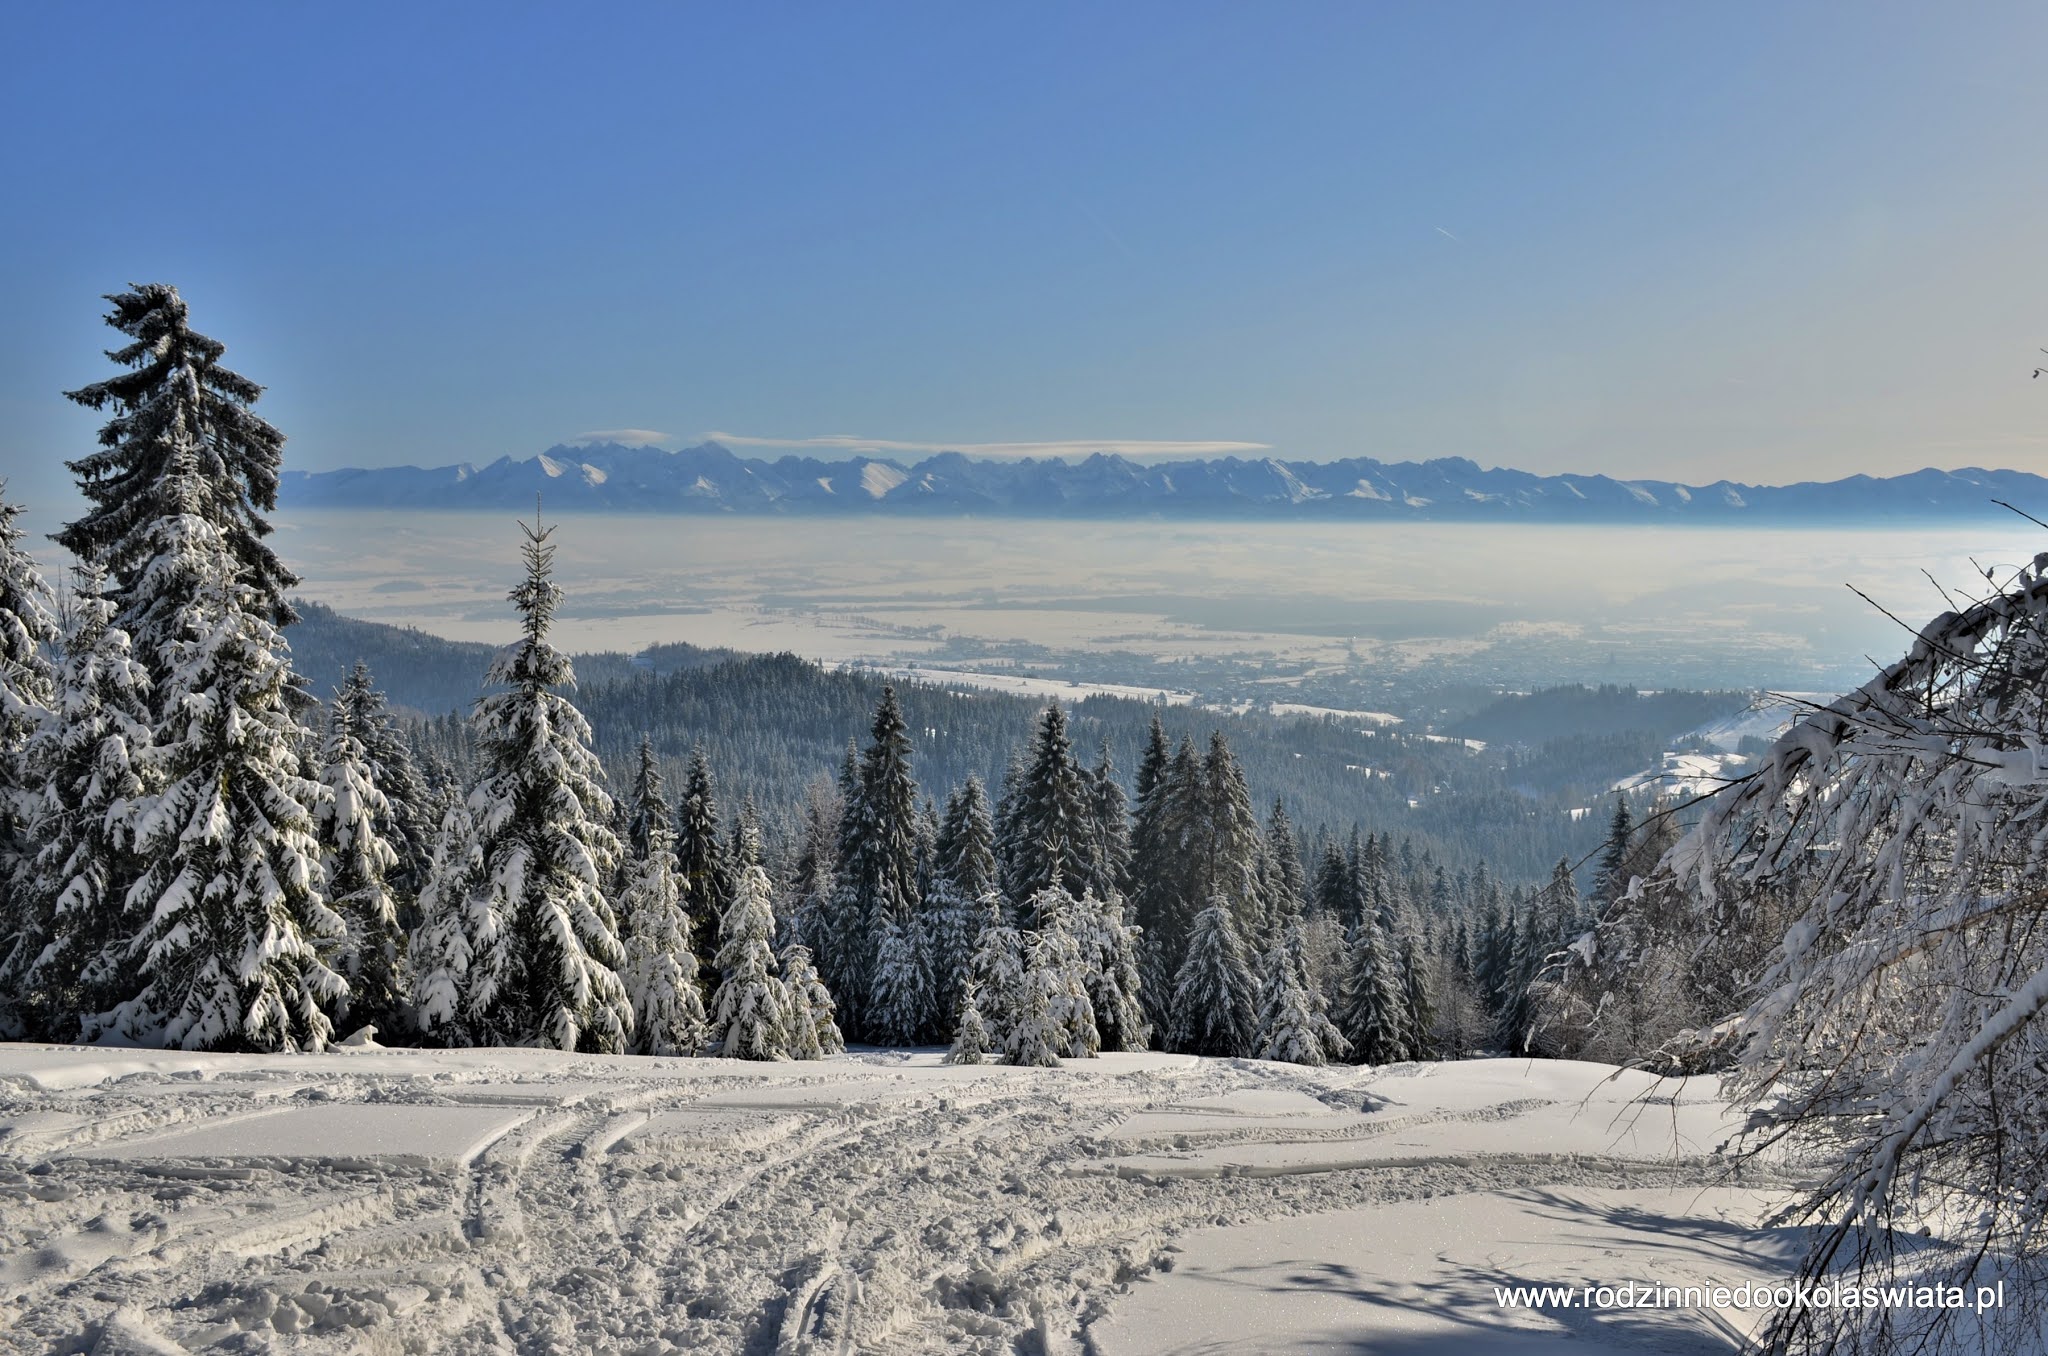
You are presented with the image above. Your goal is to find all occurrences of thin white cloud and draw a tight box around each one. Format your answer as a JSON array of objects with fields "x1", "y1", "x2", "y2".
[
  {"x1": 568, "y1": 428, "x2": 675, "y2": 447},
  {"x1": 698, "y1": 432, "x2": 1272, "y2": 460}
]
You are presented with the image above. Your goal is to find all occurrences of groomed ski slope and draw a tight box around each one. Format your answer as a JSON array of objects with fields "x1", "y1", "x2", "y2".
[{"x1": 0, "y1": 1046, "x2": 1804, "y2": 1354}]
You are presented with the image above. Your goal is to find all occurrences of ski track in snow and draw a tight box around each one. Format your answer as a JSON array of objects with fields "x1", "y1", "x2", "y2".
[{"x1": 0, "y1": 1046, "x2": 1801, "y2": 1355}]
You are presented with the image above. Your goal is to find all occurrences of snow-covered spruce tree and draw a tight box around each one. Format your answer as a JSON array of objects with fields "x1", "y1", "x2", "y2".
[
  {"x1": 1337, "y1": 914, "x2": 1409, "y2": 1065},
  {"x1": 408, "y1": 790, "x2": 487, "y2": 1044},
  {"x1": 780, "y1": 944, "x2": 843, "y2": 1060},
  {"x1": 1397, "y1": 929, "x2": 1436, "y2": 1060},
  {"x1": 1004, "y1": 930, "x2": 1067, "y2": 1067},
  {"x1": 867, "y1": 911, "x2": 933, "y2": 1046},
  {"x1": 1131, "y1": 726, "x2": 1198, "y2": 1036},
  {"x1": 1261, "y1": 799, "x2": 1307, "y2": 923},
  {"x1": 999, "y1": 703, "x2": 1096, "y2": 904},
  {"x1": 314, "y1": 683, "x2": 404, "y2": 1033},
  {"x1": 1026, "y1": 884, "x2": 1101, "y2": 1058},
  {"x1": 709, "y1": 860, "x2": 791, "y2": 1060},
  {"x1": 110, "y1": 478, "x2": 344, "y2": 1052},
  {"x1": 674, "y1": 745, "x2": 728, "y2": 977},
  {"x1": 1085, "y1": 741, "x2": 1132, "y2": 901},
  {"x1": 59, "y1": 285, "x2": 298, "y2": 650},
  {"x1": 831, "y1": 686, "x2": 921, "y2": 1037},
  {"x1": 782, "y1": 773, "x2": 841, "y2": 958},
  {"x1": 1195, "y1": 733, "x2": 1267, "y2": 936},
  {"x1": 458, "y1": 510, "x2": 630, "y2": 1052},
  {"x1": 6, "y1": 564, "x2": 149, "y2": 1040},
  {"x1": 946, "y1": 978, "x2": 991, "y2": 1064},
  {"x1": 618, "y1": 738, "x2": 708, "y2": 1057},
  {"x1": 0, "y1": 489, "x2": 60, "y2": 989},
  {"x1": 335, "y1": 662, "x2": 435, "y2": 903},
  {"x1": 925, "y1": 777, "x2": 997, "y2": 1029},
  {"x1": 1168, "y1": 894, "x2": 1257, "y2": 1057},
  {"x1": 1072, "y1": 887, "x2": 1150, "y2": 1052},
  {"x1": 1254, "y1": 922, "x2": 1349, "y2": 1066},
  {"x1": 969, "y1": 920, "x2": 1030, "y2": 1062}
]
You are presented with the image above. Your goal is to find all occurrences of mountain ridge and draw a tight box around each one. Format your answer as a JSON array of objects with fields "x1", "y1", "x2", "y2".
[{"x1": 277, "y1": 441, "x2": 2048, "y2": 522}]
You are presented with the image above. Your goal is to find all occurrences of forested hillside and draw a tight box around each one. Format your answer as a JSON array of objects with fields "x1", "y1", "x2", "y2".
[{"x1": 296, "y1": 603, "x2": 1606, "y2": 880}]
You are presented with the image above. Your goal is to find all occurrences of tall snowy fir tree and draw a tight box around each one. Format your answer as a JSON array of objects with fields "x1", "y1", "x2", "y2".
[
  {"x1": 0, "y1": 486, "x2": 61, "y2": 1034},
  {"x1": 314, "y1": 684, "x2": 404, "y2": 1033},
  {"x1": 1071, "y1": 887, "x2": 1150, "y2": 1052},
  {"x1": 998, "y1": 703, "x2": 1094, "y2": 904},
  {"x1": 673, "y1": 745, "x2": 727, "y2": 977},
  {"x1": 1129, "y1": 722, "x2": 1195, "y2": 1035},
  {"x1": 58, "y1": 286, "x2": 298, "y2": 656},
  {"x1": 453, "y1": 510, "x2": 630, "y2": 1052},
  {"x1": 782, "y1": 774, "x2": 840, "y2": 962},
  {"x1": 831, "y1": 686, "x2": 921, "y2": 1038},
  {"x1": 409, "y1": 787, "x2": 485, "y2": 1045},
  {"x1": 1261, "y1": 799, "x2": 1306, "y2": 923},
  {"x1": 868, "y1": 911, "x2": 933, "y2": 1046},
  {"x1": 710, "y1": 858, "x2": 791, "y2": 1060},
  {"x1": 1168, "y1": 894, "x2": 1257, "y2": 1057},
  {"x1": 110, "y1": 468, "x2": 343, "y2": 1052},
  {"x1": 617, "y1": 739, "x2": 707, "y2": 1056},
  {"x1": 333, "y1": 663, "x2": 434, "y2": 904},
  {"x1": 1085, "y1": 740, "x2": 1132, "y2": 900},
  {"x1": 4, "y1": 564, "x2": 148, "y2": 1040},
  {"x1": 1338, "y1": 914, "x2": 1409, "y2": 1065},
  {"x1": 926, "y1": 776, "x2": 997, "y2": 1028},
  {"x1": 1195, "y1": 733, "x2": 1265, "y2": 935}
]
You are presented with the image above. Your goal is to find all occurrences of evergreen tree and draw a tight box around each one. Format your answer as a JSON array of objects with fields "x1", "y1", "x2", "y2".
[
  {"x1": 1262, "y1": 799, "x2": 1306, "y2": 921},
  {"x1": 1026, "y1": 884, "x2": 1102, "y2": 1058},
  {"x1": 783, "y1": 774, "x2": 841, "y2": 960},
  {"x1": 1168, "y1": 894, "x2": 1257, "y2": 1057},
  {"x1": 457, "y1": 510, "x2": 630, "y2": 1052},
  {"x1": 1085, "y1": 740, "x2": 1132, "y2": 900},
  {"x1": 335, "y1": 663, "x2": 433, "y2": 904},
  {"x1": 6, "y1": 564, "x2": 149, "y2": 1040},
  {"x1": 832, "y1": 686, "x2": 921, "y2": 1036},
  {"x1": 618, "y1": 744, "x2": 707, "y2": 1056},
  {"x1": 1254, "y1": 923, "x2": 1349, "y2": 1066},
  {"x1": 674, "y1": 745, "x2": 727, "y2": 976},
  {"x1": 999, "y1": 703, "x2": 1094, "y2": 902},
  {"x1": 780, "y1": 944, "x2": 844, "y2": 1060},
  {"x1": 710, "y1": 859, "x2": 791, "y2": 1059},
  {"x1": 1338, "y1": 915, "x2": 1410, "y2": 1065},
  {"x1": 969, "y1": 921, "x2": 1029, "y2": 1061},
  {"x1": 315, "y1": 685, "x2": 404, "y2": 1033},
  {"x1": 868, "y1": 911, "x2": 933, "y2": 1046},
  {"x1": 110, "y1": 489, "x2": 343, "y2": 1052},
  {"x1": 1592, "y1": 796, "x2": 1634, "y2": 909},
  {"x1": 926, "y1": 777, "x2": 997, "y2": 1024},
  {"x1": 1195, "y1": 733, "x2": 1265, "y2": 935},
  {"x1": 1131, "y1": 730, "x2": 1198, "y2": 1035},
  {"x1": 409, "y1": 790, "x2": 485, "y2": 1043},
  {"x1": 1005, "y1": 928, "x2": 1069, "y2": 1067},
  {"x1": 1072, "y1": 888, "x2": 1150, "y2": 1052},
  {"x1": 59, "y1": 285, "x2": 298, "y2": 645},
  {"x1": 946, "y1": 978, "x2": 991, "y2": 1065},
  {"x1": 1313, "y1": 840, "x2": 1359, "y2": 929},
  {"x1": 0, "y1": 486, "x2": 58, "y2": 917},
  {"x1": 1397, "y1": 929, "x2": 1435, "y2": 1060}
]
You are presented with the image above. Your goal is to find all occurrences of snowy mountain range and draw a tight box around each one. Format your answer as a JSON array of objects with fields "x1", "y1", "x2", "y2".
[{"x1": 278, "y1": 441, "x2": 2048, "y2": 521}]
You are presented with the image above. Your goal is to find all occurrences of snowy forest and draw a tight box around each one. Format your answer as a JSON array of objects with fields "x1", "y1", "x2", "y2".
[
  {"x1": 0, "y1": 285, "x2": 1634, "y2": 1072},
  {"x1": 5, "y1": 285, "x2": 2048, "y2": 1355}
]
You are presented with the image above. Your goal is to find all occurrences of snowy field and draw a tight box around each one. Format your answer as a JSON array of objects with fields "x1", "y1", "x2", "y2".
[{"x1": 0, "y1": 1045, "x2": 1810, "y2": 1355}]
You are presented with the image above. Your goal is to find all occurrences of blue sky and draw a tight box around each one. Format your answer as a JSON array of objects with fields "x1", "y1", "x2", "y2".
[{"x1": 2, "y1": 2, "x2": 2044, "y2": 513}]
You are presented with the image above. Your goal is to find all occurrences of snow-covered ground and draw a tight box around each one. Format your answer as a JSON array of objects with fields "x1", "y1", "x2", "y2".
[{"x1": 0, "y1": 1046, "x2": 1805, "y2": 1354}]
